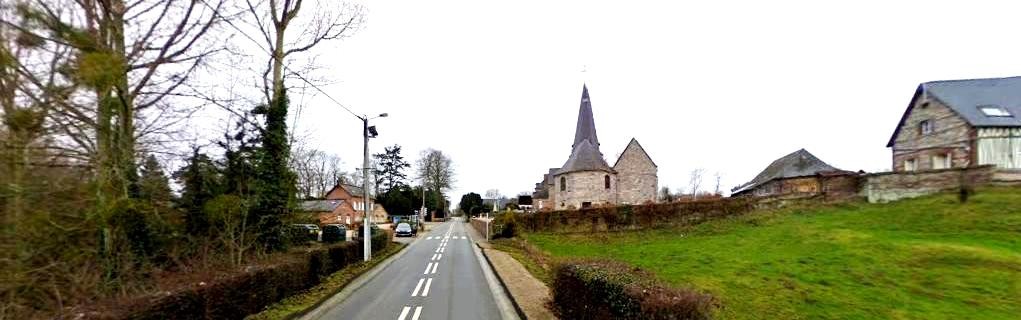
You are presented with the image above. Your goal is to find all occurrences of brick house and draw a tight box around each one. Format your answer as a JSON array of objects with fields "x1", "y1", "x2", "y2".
[
  {"x1": 732, "y1": 149, "x2": 859, "y2": 198},
  {"x1": 320, "y1": 184, "x2": 389, "y2": 225},
  {"x1": 888, "y1": 76, "x2": 1021, "y2": 171},
  {"x1": 298, "y1": 199, "x2": 356, "y2": 225},
  {"x1": 532, "y1": 85, "x2": 658, "y2": 210}
]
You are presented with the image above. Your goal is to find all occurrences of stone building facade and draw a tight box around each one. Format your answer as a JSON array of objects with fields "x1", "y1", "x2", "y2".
[
  {"x1": 888, "y1": 76, "x2": 1021, "y2": 171},
  {"x1": 533, "y1": 85, "x2": 658, "y2": 210},
  {"x1": 732, "y1": 149, "x2": 859, "y2": 198}
]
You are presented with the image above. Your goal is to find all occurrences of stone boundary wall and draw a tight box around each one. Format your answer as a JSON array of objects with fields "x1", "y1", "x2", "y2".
[
  {"x1": 859, "y1": 165, "x2": 1002, "y2": 203},
  {"x1": 471, "y1": 218, "x2": 493, "y2": 240}
]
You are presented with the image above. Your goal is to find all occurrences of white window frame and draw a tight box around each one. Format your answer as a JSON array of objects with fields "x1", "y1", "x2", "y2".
[
  {"x1": 919, "y1": 120, "x2": 934, "y2": 135},
  {"x1": 904, "y1": 158, "x2": 917, "y2": 171},
  {"x1": 931, "y1": 153, "x2": 951, "y2": 170}
]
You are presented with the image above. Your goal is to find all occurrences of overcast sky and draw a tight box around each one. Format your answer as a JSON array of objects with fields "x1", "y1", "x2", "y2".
[{"x1": 282, "y1": 0, "x2": 1021, "y2": 203}]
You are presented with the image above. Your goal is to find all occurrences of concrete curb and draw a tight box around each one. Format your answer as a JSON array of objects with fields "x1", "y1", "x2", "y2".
[
  {"x1": 479, "y1": 245, "x2": 531, "y2": 319},
  {"x1": 469, "y1": 228, "x2": 523, "y2": 320},
  {"x1": 299, "y1": 238, "x2": 417, "y2": 320}
]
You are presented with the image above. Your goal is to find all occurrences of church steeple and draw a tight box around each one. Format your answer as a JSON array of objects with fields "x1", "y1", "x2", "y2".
[{"x1": 573, "y1": 84, "x2": 599, "y2": 148}]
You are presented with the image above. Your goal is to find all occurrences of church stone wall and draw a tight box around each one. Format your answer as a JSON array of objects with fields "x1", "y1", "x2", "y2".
[
  {"x1": 554, "y1": 171, "x2": 616, "y2": 209},
  {"x1": 615, "y1": 164, "x2": 657, "y2": 205}
]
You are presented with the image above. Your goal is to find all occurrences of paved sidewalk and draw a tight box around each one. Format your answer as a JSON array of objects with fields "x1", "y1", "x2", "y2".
[{"x1": 467, "y1": 222, "x2": 556, "y2": 320}]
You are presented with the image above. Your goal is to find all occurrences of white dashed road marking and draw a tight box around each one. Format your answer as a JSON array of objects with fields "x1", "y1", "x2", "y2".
[
  {"x1": 429, "y1": 263, "x2": 438, "y2": 274},
  {"x1": 423, "y1": 263, "x2": 434, "y2": 275},
  {"x1": 421, "y1": 278, "x2": 433, "y2": 297},
  {"x1": 433, "y1": 254, "x2": 441, "y2": 261},
  {"x1": 397, "y1": 306, "x2": 411, "y2": 320},
  {"x1": 411, "y1": 306, "x2": 422, "y2": 320},
  {"x1": 411, "y1": 278, "x2": 424, "y2": 297}
]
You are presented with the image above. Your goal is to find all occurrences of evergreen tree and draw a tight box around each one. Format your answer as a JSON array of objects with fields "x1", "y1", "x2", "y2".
[
  {"x1": 174, "y1": 148, "x2": 220, "y2": 236},
  {"x1": 251, "y1": 91, "x2": 296, "y2": 250},
  {"x1": 138, "y1": 154, "x2": 173, "y2": 213},
  {"x1": 373, "y1": 144, "x2": 411, "y2": 194}
]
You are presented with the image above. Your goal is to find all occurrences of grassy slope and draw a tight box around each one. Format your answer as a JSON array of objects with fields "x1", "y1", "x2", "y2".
[{"x1": 524, "y1": 187, "x2": 1021, "y2": 320}]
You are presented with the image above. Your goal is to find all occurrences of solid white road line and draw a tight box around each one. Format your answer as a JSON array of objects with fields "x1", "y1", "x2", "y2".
[
  {"x1": 397, "y1": 306, "x2": 411, "y2": 320},
  {"x1": 421, "y1": 278, "x2": 433, "y2": 297},
  {"x1": 411, "y1": 306, "x2": 423, "y2": 320},
  {"x1": 423, "y1": 263, "x2": 434, "y2": 275},
  {"x1": 411, "y1": 278, "x2": 424, "y2": 297}
]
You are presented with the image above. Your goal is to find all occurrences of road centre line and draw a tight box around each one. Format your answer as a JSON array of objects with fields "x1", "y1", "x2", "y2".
[
  {"x1": 397, "y1": 306, "x2": 411, "y2": 320},
  {"x1": 411, "y1": 278, "x2": 424, "y2": 297},
  {"x1": 429, "y1": 263, "x2": 438, "y2": 274},
  {"x1": 411, "y1": 306, "x2": 422, "y2": 320},
  {"x1": 423, "y1": 262, "x2": 434, "y2": 275},
  {"x1": 434, "y1": 254, "x2": 441, "y2": 261},
  {"x1": 421, "y1": 278, "x2": 433, "y2": 297}
]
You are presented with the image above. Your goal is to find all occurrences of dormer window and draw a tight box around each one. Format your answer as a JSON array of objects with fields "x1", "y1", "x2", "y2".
[
  {"x1": 919, "y1": 119, "x2": 934, "y2": 135},
  {"x1": 978, "y1": 105, "x2": 1011, "y2": 117}
]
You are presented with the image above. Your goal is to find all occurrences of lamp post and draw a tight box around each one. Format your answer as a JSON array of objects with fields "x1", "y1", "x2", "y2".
[{"x1": 361, "y1": 113, "x2": 387, "y2": 261}]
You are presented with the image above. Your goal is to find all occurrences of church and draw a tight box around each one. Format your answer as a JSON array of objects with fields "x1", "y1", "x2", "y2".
[{"x1": 532, "y1": 85, "x2": 658, "y2": 210}]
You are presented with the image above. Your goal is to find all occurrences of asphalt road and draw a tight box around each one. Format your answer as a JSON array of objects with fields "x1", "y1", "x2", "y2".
[{"x1": 310, "y1": 219, "x2": 506, "y2": 320}]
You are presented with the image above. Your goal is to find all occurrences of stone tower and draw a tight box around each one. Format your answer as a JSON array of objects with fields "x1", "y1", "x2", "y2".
[
  {"x1": 613, "y1": 138, "x2": 658, "y2": 205},
  {"x1": 553, "y1": 85, "x2": 617, "y2": 209}
]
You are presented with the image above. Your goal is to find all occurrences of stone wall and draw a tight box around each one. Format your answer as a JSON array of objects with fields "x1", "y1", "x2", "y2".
[
  {"x1": 891, "y1": 97, "x2": 974, "y2": 171},
  {"x1": 613, "y1": 141, "x2": 657, "y2": 205},
  {"x1": 860, "y1": 165, "x2": 997, "y2": 203},
  {"x1": 554, "y1": 171, "x2": 616, "y2": 209}
]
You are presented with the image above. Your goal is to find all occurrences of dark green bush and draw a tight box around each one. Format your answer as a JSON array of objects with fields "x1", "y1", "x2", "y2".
[{"x1": 551, "y1": 260, "x2": 715, "y2": 320}]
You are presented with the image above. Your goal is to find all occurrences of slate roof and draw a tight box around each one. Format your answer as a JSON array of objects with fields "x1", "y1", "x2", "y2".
[
  {"x1": 731, "y1": 149, "x2": 847, "y2": 195},
  {"x1": 342, "y1": 184, "x2": 368, "y2": 198},
  {"x1": 299, "y1": 199, "x2": 344, "y2": 212},
  {"x1": 573, "y1": 85, "x2": 600, "y2": 148},
  {"x1": 558, "y1": 85, "x2": 613, "y2": 175},
  {"x1": 888, "y1": 76, "x2": 1021, "y2": 147},
  {"x1": 559, "y1": 139, "x2": 614, "y2": 174}
]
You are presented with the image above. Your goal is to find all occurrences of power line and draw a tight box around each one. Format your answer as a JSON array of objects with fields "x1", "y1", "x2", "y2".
[{"x1": 198, "y1": 0, "x2": 362, "y2": 119}]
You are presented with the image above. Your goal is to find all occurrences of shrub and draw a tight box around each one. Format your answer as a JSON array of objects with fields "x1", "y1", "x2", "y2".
[{"x1": 551, "y1": 260, "x2": 715, "y2": 320}]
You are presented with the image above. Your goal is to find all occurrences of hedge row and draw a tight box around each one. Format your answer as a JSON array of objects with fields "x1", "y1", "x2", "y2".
[
  {"x1": 551, "y1": 260, "x2": 715, "y2": 320},
  {"x1": 520, "y1": 198, "x2": 757, "y2": 233},
  {"x1": 112, "y1": 231, "x2": 393, "y2": 320}
]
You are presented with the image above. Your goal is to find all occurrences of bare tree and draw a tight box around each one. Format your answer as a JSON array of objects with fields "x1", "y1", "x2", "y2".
[
  {"x1": 237, "y1": 0, "x2": 364, "y2": 106},
  {"x1": 8, "y1": 0, "x2": 229, "y2": 203},
  {"x1": 417, "y1": 148, "x2": 455, "y2": 212},
  {"x1": 688, "y1": 168, "x2": 704, "y2": 200},
  {"x1": 290, "y1": 145, "x2": 344, "y2": 199},
  {"x1": 206, "y1": 195, "x2": 254, "y2": 268},
  {"x1": 658, "y1": 186, "x2": 674, "y2": 203}
]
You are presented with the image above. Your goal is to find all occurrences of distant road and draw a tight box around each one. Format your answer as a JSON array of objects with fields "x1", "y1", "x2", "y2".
[{"x1": 308, "y1": 219, "x2": 510, "y2": 320}]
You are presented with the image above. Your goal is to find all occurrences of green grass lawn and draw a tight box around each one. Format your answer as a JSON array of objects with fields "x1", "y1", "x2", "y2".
[{"x1": 524, "y1": 187, "x2": 1021, "y2": 320}]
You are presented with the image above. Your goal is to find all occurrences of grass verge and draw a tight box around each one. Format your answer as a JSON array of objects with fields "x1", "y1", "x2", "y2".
[
  {"x1": 522, "y1": 187, "x2": 1021, "y2": 320},
  {"x1": 247, "y1": 242, "x2": 407, "y2": 320}
]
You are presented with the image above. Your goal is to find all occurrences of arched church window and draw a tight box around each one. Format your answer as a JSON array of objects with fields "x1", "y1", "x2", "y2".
[
  {"x1": 560, "y1": 176, "x2": 566, "y2": 191},
  {"x1": 604, "y1": 175, "x2": 611, "y2": 189}
]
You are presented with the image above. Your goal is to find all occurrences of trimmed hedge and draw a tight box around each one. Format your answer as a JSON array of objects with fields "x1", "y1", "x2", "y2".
[
  {"x1": 551, "y1": 260, "x2": 715, "y2": 320},
  {"x1": 113, "y1": 231, "x2": 393, "y2": 320},
  {"x1": 521, "y1": 198, "x2": 757, "y2": 233}
]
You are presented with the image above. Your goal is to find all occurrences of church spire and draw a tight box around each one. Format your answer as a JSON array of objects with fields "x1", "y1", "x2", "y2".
[{"x1": 573, "y1": 84, "x2": 599, "y2": 148}]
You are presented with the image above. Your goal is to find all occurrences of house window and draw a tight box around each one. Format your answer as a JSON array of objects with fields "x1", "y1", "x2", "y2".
[
  {"x1": 919, "y1": 119, "x2": 934, "y2": 135},
  {"x1": 604, "y1": 175, "x2": 611, "y2": 189},
  {"x1": 560, "y1": 176, "x2": 566, "y2": 191},
  {"x1": 932, "y1": 153, "x2": 951, "y2": 170},
  {"x1": 904, "y1": 158, "x2": 917, "y2": 171},
  {"x1": 978, "y1": 105, "x2": 1012, "y2": 117},
  {"x1": 582, "y1": 202, "x2": 592, "y2": 209}
]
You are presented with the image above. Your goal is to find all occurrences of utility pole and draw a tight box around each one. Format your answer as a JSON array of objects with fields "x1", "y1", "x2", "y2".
[{"x1": 359, "y1": 113, "x2": 387, "y2": 262}]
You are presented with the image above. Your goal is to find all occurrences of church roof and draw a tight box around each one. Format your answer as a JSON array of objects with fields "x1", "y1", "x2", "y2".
[
  {"x1": 731, "y1": 149, "x2": 849, "y2": 195},
  {"x1": 573, "y1": 85, "x2": 599, "y2": 148},
  {"x1": 558, "y1": 139, "x2": 614, "y2": 175},
  {"x1": 558, "y1": 85, "x2": 613, "y2": 175}
]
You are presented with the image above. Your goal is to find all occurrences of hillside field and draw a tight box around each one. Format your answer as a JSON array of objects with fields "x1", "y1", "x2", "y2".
[{"x1": 524, "y1": 187, "x2": 1021, "y2": 319}]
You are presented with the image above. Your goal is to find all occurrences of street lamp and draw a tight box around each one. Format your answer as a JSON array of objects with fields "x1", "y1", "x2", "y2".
[{"x1": 361, "y1": 112, "x2": 387, "y2": 262}]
